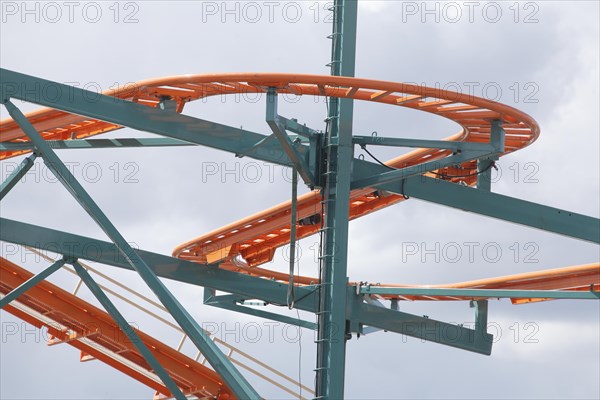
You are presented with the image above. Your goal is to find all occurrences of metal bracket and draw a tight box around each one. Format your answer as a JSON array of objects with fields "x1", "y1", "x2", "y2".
[
  {"x1": 203, "y1": 288, "x2": 318, "y2": 330},
  {"x1": 266, "y1": 88, "x2": 316, "y2": 185}
]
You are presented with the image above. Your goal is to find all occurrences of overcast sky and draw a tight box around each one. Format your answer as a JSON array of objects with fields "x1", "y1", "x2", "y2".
[{"x1": 1, "y1": 1, "x2": 599, "y2": 399}]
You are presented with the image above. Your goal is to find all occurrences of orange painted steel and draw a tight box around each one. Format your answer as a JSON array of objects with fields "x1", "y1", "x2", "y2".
[
  {"x1": 3, "y1": 73, "x2": 595, "y2": 305},
  {"x1": 9, "y1": 73, "x2": 586, "y2": 302},
  {"x1": 0, "y1": 73, "x2": 597, "y2": 396},
  {"x1": 0, "y1": 256, "x2": 233, "y2": 399},
  {"x1": 218, "y1": 258, "x2": 599, "y2": 303},
  {"x1": 1, "y1": 73, "x2": 538, "y2": 270},
  {"x1": 371, "y1": 262, "x2": 600, "y2": 303}
]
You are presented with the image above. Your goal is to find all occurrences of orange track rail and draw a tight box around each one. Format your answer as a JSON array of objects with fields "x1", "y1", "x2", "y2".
[
  {"x1": 373, "y1": 263, "x2": 600, "y2": 303},
  {"x1": 215, "y1": 258, "x2": 599, "y2": 303},
  {"x1": 0, "y1": 73, "x2": 597, "y2": 398},
  {"x1": 0, "y1": 73, "x2": 540, "y2": 271},
  {"x1": 11, "y1": 73, "x2": 592, "y2": 301},
  {"x1": 0, "y1": 257, "x2": 233, "y2": 399}
]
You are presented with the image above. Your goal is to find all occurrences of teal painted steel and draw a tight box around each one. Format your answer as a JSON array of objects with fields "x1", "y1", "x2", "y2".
[
  {"x1": 0, "y1": 68, "x2": 300, "y2": 167},
  {"x1": 476, "y1": 158, "x2": 494, "y2": 191},
  {"x1": 348, "y1": 294, "x2": 493, "y2": 355},
  {"x1": 476, "y1": 121, "x2": 504, "y2": 191},
  {"x1": 349, "y1": 159, "x2": 600, "y2": 243},
  {"x1": 0, "y1": 217, "x2": 320, "y2": 312},
  {"x1": 204, "y1": 289, "x2": 318, "y2": 330},
  {"x1": 0, "y1": 138, "x2": 194, "y2": 151},
  {"x1": 0, "y1": 217, "x2": 497, "y2": 353},
  {"x1": 359, "y1": 286, "x2": 600, "y2": 300},
  {"x1": 353, "y1": 119, "x2": 503, "y2": 189},
  {"x1": 1, "y1": 51, "x2": 598, "y2": 399},
  {"x1": 266, "y1": 89, "x2": 315, "y2": 185},
  {"x1": 473, "y1": 300, "x2": 489, "y2": 351},
  {"x1": 288, "y1": 166, "x2": 299, "y2": 307},
  {"x1": 0, "y1": 153, "x2": 37, "y2": 200},
  {"x1": 353, "y1": 135, "x2": 496, "y2": 152},
  {"x1": 3, "y1": 101, "x2": 260, "y2": 399},
  {"x1": 0, "y1": 258, "x2": 65, "y2": 308},
  {"x1": 400, "y1": 175, "x2": 600, "y2": 243},
  {"x1": 279, "y1": 115, "x2": 321, "y2": 138},
  {"x1": 351, "y1": 150, "x2": 491, "y2": 190},
  {"x1": 316, "y1": 1, "x2": 358, "y2": 398},
  {"x1": 71, "y1": 261, "x2": 187, "y2": 400}
]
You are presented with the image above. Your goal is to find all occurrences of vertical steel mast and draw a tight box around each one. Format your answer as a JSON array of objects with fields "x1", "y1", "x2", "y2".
[{"x1": 315, "y1": 0, "x2": 358, "y2": 398}]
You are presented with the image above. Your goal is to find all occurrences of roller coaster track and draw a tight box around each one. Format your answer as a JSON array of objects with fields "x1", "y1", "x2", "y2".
[
  {"x1": 2, "y1": 73, "x2": 540, "y2": 271},
  {"x1": 1, "y1": 73, "x2": 598, "y2": 398}
]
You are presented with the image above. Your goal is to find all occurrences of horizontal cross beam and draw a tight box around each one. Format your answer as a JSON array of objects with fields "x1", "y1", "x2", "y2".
[
  {"x1": 359, "y1": 286, "x2": 600, "y2": 300},
  {"x1": 351, "y1": 159, "x2": 600, "y2": 244},
  {"x1": 0, "y1": 138, "x2": 195, "y2": 151},
  {"x1": 0, "y1": 68, "x2": 301, "y2": 167}
]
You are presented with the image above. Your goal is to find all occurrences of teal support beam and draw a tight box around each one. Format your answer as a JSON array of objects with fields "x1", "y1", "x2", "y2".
[
  {"x1": 0, "y1": 153, "x2": 37, "y2": 200},
  {"x1": 474, "y1": 300, "x2": 488, "y2": 328},
  {"x1": 204, "y1": 289, "x2": 318, "y2": 330},
  {"x1": 2, "y1": 101, "x2": 260, "y2": 399},
  {"x1": 0, "y1": 68, "x2": 303, "y2": 167},
  {"x1": 353, "y1": 135, "x2": 495, "y2": 152},
  {"x1": 399, "y1": 175, "x2": 600, "y2": 244},
  {"x1": 477, "y1": 158, "x2": 494, "y2": 191},
  {"x1": 0, "y1": 258, "x2": 65, "y2": 308},
  {"x1": 288, "y1": 167, "x2": 299, "y2": 306},
  {"x1": 0, "y1": 137, "x2": 195, "y2": 151},
  {"x1": 358, "y1": 286, "x2": 600, "y2": 300},
  {"x1": 0, "y1": 218, "x2": 320, "y2": 312},
  {"x1": 70, "y1": 261, "x2": 186, "y2": 400},
  {"x1": 279, "y1": 115, "x2": 321, "y2": 138},
  {"x1": 0, "y1": 218, "x2": 497, "y2": 354},
  {"x1": 316, "y1": 1, "x2": 358, "y2": 398},
  {"x1": 349, "y1": 158, "x2": 599, "y2": 243},
  {"x1": 473, "y1": 300, "x2": 489, "y2": 352},
  {"x1": 353, "y1": 119, "x2": 503, "y2": 190},
  {"x1": 351, "y1": 150, "x2": 490, "y2": 190},
  {"x1": 266, "y1": 89, "x2": 316, "y2": 185},
  {"x1": 348, "y1": 294, "x2": 493, "y2": 355},
  {"x1": 477, "y1": 120, "x2": 504, "y2": 191}
]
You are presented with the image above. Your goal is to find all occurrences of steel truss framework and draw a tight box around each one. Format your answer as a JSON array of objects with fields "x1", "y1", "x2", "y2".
[{"x1": 1, "y1": 1, "x2": 599, "y2": 398}]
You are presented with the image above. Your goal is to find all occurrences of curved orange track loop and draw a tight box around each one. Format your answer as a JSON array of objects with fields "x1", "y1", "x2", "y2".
[
  {"x1": 151, "y1": 75, "x2": 538, "y2": 268},
  {"x1": 1, "y1": 73, "x2": 545, "y2": 295},
  {"x1": 0, "y1": 256, "x2": 233, "y2": 399}
]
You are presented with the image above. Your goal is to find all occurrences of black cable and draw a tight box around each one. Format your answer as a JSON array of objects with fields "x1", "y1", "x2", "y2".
[
  {"x1": 400, "y1": 179, "x2": 409, "y2": 200},
  {"x1": 296, "y1": 257, "x2": 303, "y2": 399},
  {"x1": 429, "y1": 160, "x2": 497, "y2": 179},
  {"x1": 360, "y1": 144, "x2": 395, "y2": 170},
  {"x1": 361, "y1": 143, "x2": 497, "y2": 180},
  {"x1": 360, "y1": 144, "x2": 409, "y2": 199}
]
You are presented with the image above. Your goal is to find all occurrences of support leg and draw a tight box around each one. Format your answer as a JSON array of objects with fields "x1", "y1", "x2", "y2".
[
  {"x1": 2, "y1": 100, "x2": 260, "y2": 399},
  {"x1": 71, "y1": 261, "x2": 186, "y2": 400},
  {"x1": 316, "y1": 1, "x2": 358, "y2": 398},
  {"x1": 0, "y1": 153, "x2": 37, "y2": 200},
  {"x1": 0, "y1": 258, "x2": 65, "y2": 308}
]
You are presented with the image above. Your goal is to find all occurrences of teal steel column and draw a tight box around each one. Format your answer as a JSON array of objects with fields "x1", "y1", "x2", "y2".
[
  {"x1": 0, "y1": 153, "x2": 37, "y2": 200},
  {"x1": 0, "y1": 258, "x2": 65, "y2": 308},
  {"x1": 2, "y1": 100, "x2": 260, "y2": 399},
  {"x1": 316, "y1": 0, "x2": 358, "y2": 398},
  {"x1": 70, "y1": 261, "x2": 186, "y2": 400},
  {"x1": 477, "y1": 120, "x2": 504, "y2": 191}
]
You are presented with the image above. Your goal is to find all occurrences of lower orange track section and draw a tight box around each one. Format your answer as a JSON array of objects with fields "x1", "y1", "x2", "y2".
[
  {"x1": 0, "y1": 257, "x2": 232, "y2": 399},
  {"x1": 375, "y1": 262, "x2": 600, "y2": 303},
  {"x1": 218, "y1": 257, "x2": 599, "y2": 303}
]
